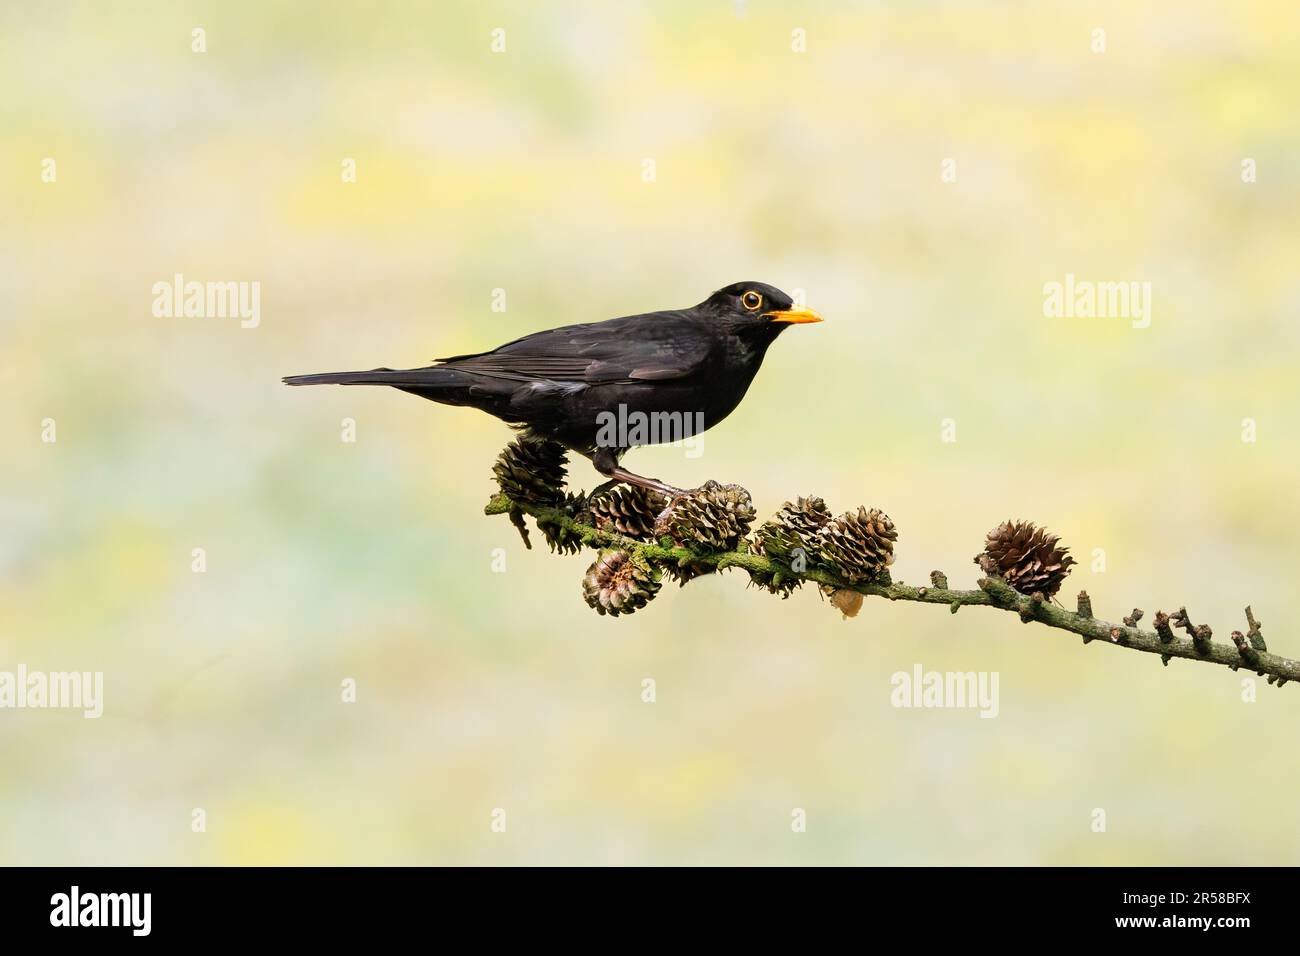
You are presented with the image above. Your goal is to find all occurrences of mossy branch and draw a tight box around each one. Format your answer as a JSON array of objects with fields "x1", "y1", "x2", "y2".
[{"x1": 486, "y1": 492, "x2": 1300, "y2": 689}]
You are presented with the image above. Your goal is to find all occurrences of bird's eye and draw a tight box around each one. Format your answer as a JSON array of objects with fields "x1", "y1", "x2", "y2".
[{"x1": 741, "y1": 291, "x2": 763, "y2": 311}]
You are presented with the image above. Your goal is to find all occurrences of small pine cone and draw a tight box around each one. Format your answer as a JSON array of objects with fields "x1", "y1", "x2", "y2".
[
  {"x1": 751, "y1": 495, "x2": 832, "y2": 564},
  {"x1": 810, "y1": 506, "x2": 897, "y2": 583},
  {"x1": 977, "y1": 520, "x2": 1076, "y2": 597},
  {"x1": 538, "y1": 491, "x2": 587, "y2": 555},
  {"x1": 584, "y1": 486, "x2": 667, "y2": 540},
  {"x1": 581, "y1": 549, "x2": 661, "y2": 617},
  {"x1": 493, "y1": 436, "x2": 568, "y2": 505},
  {"x1": 653, "y1": 481, "x2": 756, "y2": 550},
  {"x1": 748, "y1": 496, "x2": 831, "y2": 598}
]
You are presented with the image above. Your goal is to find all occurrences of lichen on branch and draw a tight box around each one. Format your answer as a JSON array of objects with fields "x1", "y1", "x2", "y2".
[{"x1": 484, "y1": 437, "x2": 1300, "y2": 690}]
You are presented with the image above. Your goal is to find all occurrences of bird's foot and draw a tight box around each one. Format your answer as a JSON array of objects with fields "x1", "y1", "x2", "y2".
[
  {"x1": 588, "y1": 447, "x2": 688, "y2": 498},
  {"x1": 613, "y1": 470, "x2": 685, "y2": 498},
  {"x1": 582, "y1": 479, "x2": 622, "y2": 508},
  {"x1": 591, "y1": 461, "x2": 685, "y2": 498}
]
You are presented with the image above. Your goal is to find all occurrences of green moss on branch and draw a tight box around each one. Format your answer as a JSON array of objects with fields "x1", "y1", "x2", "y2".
[{"x1": 486, "y1": 492, "x2": 1300, "y2": 688}]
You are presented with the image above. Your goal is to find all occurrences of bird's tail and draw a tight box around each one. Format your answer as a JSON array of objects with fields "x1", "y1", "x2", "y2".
[
  {"x1": 282, "y1": 367, "x2": 460, "y2": 388},
  {"x1": 282, "y1": 365, "x2": 487, "y2": 409}
]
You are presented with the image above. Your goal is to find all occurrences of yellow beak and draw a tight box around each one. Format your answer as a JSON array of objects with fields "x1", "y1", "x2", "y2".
[{"x1": 764, "y1": 306, "x2": 823, "y2": 325}]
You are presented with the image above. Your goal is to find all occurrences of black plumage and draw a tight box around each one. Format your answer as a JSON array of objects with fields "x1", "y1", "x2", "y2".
[{"x1": 283, "y1": 281, "x2": 821, "y2": 493}]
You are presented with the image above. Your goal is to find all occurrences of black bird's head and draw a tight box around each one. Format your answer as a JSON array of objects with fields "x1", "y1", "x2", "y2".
[{"x1": 697, "y1": 281, "x2": 823, "y2": 339}]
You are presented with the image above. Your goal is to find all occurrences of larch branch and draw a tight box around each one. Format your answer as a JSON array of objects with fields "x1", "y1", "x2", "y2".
[{"x1": 485, "y1": 492, "x2": 1300, "y2": 688}]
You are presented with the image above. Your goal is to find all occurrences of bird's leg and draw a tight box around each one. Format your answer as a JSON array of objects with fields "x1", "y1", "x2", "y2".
[
  {"x1": 607, "y1": 466, "x2": 684, "y2": 498},
  {"x1": 590, "y1": 448, "x2": 685, "y2": 498}
]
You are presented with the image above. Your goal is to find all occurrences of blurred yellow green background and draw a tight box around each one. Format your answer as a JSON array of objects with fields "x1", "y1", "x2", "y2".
[{"x1": 2, "y1": 0, "x2": 1297, "y2": 865}]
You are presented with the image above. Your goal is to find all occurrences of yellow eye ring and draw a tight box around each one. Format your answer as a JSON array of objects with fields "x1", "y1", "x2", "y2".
[{"x1": 741, "y1": 291, "x2": 763, "y2": 311}]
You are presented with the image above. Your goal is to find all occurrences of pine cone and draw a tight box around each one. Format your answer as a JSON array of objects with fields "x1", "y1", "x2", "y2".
[
  {"x1": 809, "y1": 506, "x2": 897, "y2": 583},
  {"x1": 538, "y1": 491, "x2": 587, "y2": 555},
  {"x1": 581, "y1": 549, "x2": 661, "y2": 617},
  {"x1": 751, "y1": 495, "x2": 832, "y2": 563},
  {"x1": 492, "y1": 436, "x2": 568, "y2": 505},
  {"x1": 653, "y1": 481, "x2": 756, "y2": 551},
  {"x1": 584, "y1": 486, "x2": 667, "y2": 540},
  {"x1": 977, "y1": 520, "x2": 1076, "y2": 597},
  {"x1": 746, "y1": 496, "x2": 833, "y2": 597}
]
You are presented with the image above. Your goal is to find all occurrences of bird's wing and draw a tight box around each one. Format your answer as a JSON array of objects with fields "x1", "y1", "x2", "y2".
[{"x1": 435, "y1": 311, "x2": 711, "y2": 385}]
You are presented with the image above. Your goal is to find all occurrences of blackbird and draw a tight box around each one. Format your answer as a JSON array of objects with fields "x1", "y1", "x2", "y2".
[{"x1": 283, "y1": 281, "x2": 821, "y2": 495}]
